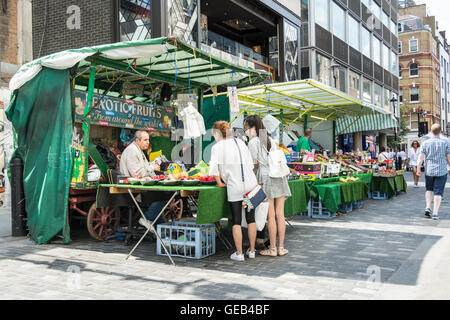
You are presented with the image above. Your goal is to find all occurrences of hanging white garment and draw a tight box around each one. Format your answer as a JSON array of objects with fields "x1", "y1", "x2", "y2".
[{"x1": 179, "y1": 102, "x2": 206, "y2": 139}]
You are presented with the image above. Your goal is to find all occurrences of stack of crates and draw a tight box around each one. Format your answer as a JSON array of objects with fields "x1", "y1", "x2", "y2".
[
  {"x1": 352, "y1": 200, "x2": 363, "y2": 209},
  {"x1": 307, "y1": 198, "x2": 336, "y2": 219},
  {"x1": 338, "y1": 202, "x2": 353, "y2": 213},
  {"x1": 371, "y1": 191, "x2": 389, "y2": 200},
  {"x1": 157, "y1": 221, "x2": 216, "y2": 259}
]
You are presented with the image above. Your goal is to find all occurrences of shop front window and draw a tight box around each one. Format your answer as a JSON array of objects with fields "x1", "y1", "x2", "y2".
[
  {"x1": 168, "y1": 0, "x2": 198, "y2": 46},
  {"x1": 119, "y1": 0, "x2": 152, "y2": 41},
  {"x1": 316, "y1": 53, "x2": 331, "y2": 86},
  {"x1": 284, "y1": 20, "x2": 300, "y2": 81}
]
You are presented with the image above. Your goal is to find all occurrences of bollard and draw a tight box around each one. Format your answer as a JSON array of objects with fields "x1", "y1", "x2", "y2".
[{"x1": 10, "y1": 157, "x2": 27, "y2": 236}]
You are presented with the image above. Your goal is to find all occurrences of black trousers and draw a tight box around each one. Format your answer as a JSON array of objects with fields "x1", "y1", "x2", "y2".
[{"x1": 228, "y1": 201, "x2": 255, "y2": 226}]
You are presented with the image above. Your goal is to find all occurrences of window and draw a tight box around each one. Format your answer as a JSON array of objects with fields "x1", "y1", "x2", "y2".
[
  {"x1": 390, "y1": 20, "x2": 397, "y2": 36},
  {"x1": 399, "y1": 65, "x2": 402, "y2": 77},
  {"x1": 410, "y1": 87, "x2": 419, "y2": 102},
  {"x1": 398, "y1": 23, "x2": 404, "y2": 33},
  {"x1": 362, "y1": 27, "x2": 371, "y2": 58},
  {"x1": 336, "y1": 65, "x2": 347, "y2": 93},
  {"x1": 399, "y1": 88, "x2": 403, "y2": 103},
  {"x1": 384, "y1": 88, "x2": 390, "y2": 111},
  {"x1": 374, "y1": 83, "x2": 382, "y2": 107},
  {"x1": 373, "y1": 35, "x2": 381, "y2": 65},
  {"x1": 398, "y1": 41, "x2": 402, "y2": 53},
  {"x1": 315, "y1": 0, "x2": 330, "y2": 30},
  {"x1": 119, "y1": 0, "x2": 151, "y2": 42},
  {"x1": 349, "y1": 70, "x2": 361, "y2": 99},
  {"x1": 382, "y1": 11, "x2": 389, "y2": 28},
  {"x1": 391, "y1": 51, "x2": 398, "y2": 75},
  {"x1": 349, "y1": 16, "x2": 360, "y2": 50},
  {"x1": 363, "y1": 78, "x2": 372, "y2": 103},
  {"x1": 361, "y1": 0, "x2": 370, "y2": 8},
  {"x1": 168, "y1": 0, "x2": 198, "y2": 46},
  {"x1": 332, "y1": 1, "x2": 346, "y2": 41},
  {"x1": 410, "y1": 63, "x2": 419, "y2": 77},
  {"x1": 316, "y1": 53, "x2": 331, "y2": 86},
  {"x1": 284, "y1": 21, "x2": 300, "y2": 81},
  {"x1": 371, "y1": 1, "x2": 381, "y2": 21},
  {"x1": 383, "y1": 44, "x2": 390, "y2": 70},
  {"x1": 410, "y1": 39, "x2": 418, "y2": 52}
]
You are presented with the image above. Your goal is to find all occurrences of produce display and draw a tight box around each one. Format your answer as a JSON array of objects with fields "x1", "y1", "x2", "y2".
[{"x1": 119, "y1": 161, "x2": 217, "y2": 186}]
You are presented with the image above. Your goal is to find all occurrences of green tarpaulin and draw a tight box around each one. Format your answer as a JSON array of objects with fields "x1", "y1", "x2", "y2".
[
  {"x1": 6, "y1": 67, "x2": 73, "y2": 244},
  {"x1": 371, "y1": 174, "x2": 407, "y2": 196}
]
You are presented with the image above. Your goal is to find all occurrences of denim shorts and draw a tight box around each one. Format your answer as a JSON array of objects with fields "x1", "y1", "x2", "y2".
[{"x1": 425, "y1": 175, "x2": 448, "y2": 196}]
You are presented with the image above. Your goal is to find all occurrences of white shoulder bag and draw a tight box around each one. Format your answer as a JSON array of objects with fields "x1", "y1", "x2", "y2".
[{"x1": 268, "y1": 146, "x2": 290, "y2": 178}]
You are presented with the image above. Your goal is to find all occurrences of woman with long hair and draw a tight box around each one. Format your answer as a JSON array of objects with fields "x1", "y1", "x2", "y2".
[
  {"x1": 408, "y1": 140, "x2": 421, "y2": 187},
  {"x1": 209, "y1": 121, "x2": 259, "y2": 261},
  {"x1": 244, "y1": 115, "x2": 291, "y2": 257}
]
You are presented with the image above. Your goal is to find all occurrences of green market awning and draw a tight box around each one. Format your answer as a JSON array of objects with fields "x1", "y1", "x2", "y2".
[
  {"x1": 9, "y1": 37, "x2": 271, "y2": 95},
  {"x1": 236, "y1": 79, "x2": 389, "y2": 122},
  {"x1": 335, "y1": 113, "x2": 398, "y2": 135}
]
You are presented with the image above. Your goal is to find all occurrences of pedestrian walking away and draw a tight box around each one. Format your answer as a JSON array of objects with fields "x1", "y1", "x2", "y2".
[{"x1": 417, "y1": 124, "x2": 450, "y2": 220}]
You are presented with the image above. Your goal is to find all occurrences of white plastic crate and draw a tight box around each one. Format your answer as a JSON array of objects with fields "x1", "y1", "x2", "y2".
[
  {"x1": 157, "y1": 221, "x2": 216, "y2": 259},
  {"x1": 307, "y1": 198, "x2": 336, "y2": 219},
  {"x1": 352, "y1": 200, "x2": 363, "y2": 209},
  {"x1": 371, "y1": 191, "x2": 389, "y2": 200},
  {"x1": 338, "y1": 202, "x2": 353, "y2": 213}
]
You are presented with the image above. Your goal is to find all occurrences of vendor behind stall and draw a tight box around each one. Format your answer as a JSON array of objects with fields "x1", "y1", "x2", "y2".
[
  {"x1": 120, "y1": 130, "x2": 165, "y2": 229},
  {"x1": 120, "y1": 130, "x2": 160, "y2": 177},
  {"x1": 296, "y1": 128, "x2": 312, "y2": 153}
]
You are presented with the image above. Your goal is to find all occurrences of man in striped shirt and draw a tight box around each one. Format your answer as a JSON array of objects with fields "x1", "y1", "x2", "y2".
[{"x1": 417, "y1": 124, "x2": 450, "y2": 220}]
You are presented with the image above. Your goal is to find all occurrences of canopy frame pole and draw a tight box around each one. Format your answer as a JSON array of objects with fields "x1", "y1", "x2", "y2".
[
  {"x1": 279, "y1": 109, "x2": 283, "y2": 144},
  {"x1": 230, "y1": 90, "x2": 266, "y2": 124},
  {"x1": 82, "y1": 64, "x2": 97, "y2": 182},
  {"x1": 311, "y1": 111, "x2": 337, "y2": 129},
  {"x1": 283, "y1": 105, "x2": 314, "y2": 130},
  {"x1": 265, "y1": 87, "x2": 336, "y2": 112}
]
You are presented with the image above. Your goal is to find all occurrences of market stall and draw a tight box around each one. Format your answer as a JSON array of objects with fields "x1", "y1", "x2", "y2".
[{"x1": 6, "y1": 37, "x2": 271, "y2": 245}]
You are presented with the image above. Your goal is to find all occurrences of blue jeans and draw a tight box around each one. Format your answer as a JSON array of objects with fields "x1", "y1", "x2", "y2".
[
  {"x1": 144, "y1": 201, "x2": 166, "y2": 225},
  {"x1": 425, "y1": 175, "x2": 448, "y2": 196}
]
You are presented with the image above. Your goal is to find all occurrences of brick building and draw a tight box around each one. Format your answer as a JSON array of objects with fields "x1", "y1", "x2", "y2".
[{"x1": 398, "y1": 3, "x2": 445, "y2": 146}]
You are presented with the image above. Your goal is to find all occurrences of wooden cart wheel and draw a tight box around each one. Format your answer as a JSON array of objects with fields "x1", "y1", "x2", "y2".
[
  {"x1": 87, "y1": 203, "x2": 120, "y2": 241},
  {"x1": 162, "y1": 198, "x2": 183, "y2": 222}
]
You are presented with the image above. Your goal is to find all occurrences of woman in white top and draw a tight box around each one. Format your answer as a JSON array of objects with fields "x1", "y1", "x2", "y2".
[
  {"x1": 408, "y1": 140, "x2": 421, "y2": 187},
  {"x1": 209, "y1": 121, "x2": 258, "y2": 262},
  {"x1": 244, "y1": 115, "x2": 291, "y2": 257},
  {"x1": 378, "y1": 146, "x2": 390, "y2": 162}
]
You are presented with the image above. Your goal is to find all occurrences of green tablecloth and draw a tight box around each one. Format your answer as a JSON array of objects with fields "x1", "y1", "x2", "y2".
[
  {"x1": 310, "y1": 173, "x2": 373, "y2": 186},
  {"x1": 101, "y1": 181, "x2": 310, "y2": 224},
  {"x1": 371, "y1": 174, "x2": 407, "y2": 196},
  {"x1": 284, "y1": 180, "x2": 311, "y2": 217},
  {"x1": 310, "y1": 180, "x2": 368, "y2": 213}
]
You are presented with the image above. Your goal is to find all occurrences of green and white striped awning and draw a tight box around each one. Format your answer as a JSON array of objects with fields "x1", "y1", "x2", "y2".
[{"x1": 335, "y1": 113, "x2": 398, "y2": 135}]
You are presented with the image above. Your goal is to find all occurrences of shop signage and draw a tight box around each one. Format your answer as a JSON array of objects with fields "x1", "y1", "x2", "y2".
[{"x1": 74, "y1": 90, "x2": 174, "y2": 131}]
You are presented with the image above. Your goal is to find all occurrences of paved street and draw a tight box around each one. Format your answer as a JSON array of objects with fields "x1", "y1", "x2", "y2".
[{"x1": 0, "y1": 172, "x2": 449, "y2": 300}]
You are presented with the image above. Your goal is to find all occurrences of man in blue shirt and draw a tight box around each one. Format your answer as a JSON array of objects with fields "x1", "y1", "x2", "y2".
[{"x1": 417, "y1": 124, "x2": 450, "y2": 220}]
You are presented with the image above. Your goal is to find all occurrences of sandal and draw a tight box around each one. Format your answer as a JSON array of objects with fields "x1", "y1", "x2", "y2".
[
  {"x1": 278, "y1": 247, "x2": 289, "y2": 256},
  {"x1": 259, "y1": 247, "x2": 277, "y2": 257}
]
